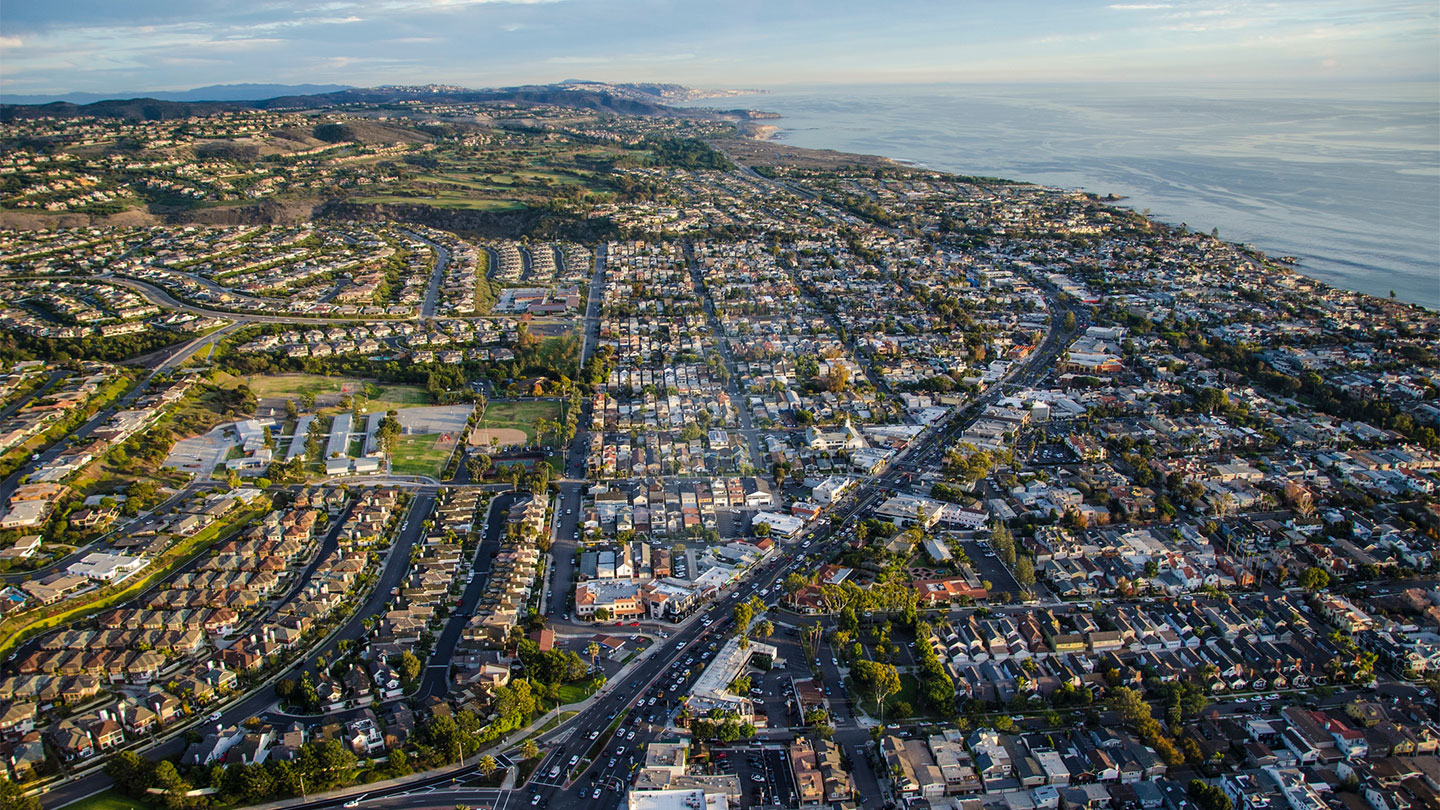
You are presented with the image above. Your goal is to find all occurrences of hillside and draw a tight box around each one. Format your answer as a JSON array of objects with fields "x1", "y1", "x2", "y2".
[{"x1": 0, "y1": 82, "x2": 772, "y2": 123}]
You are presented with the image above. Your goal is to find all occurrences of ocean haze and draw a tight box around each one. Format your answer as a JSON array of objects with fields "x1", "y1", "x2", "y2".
[{"x1": 689, "y1": 83, "x2": 1440, "y2": 308}]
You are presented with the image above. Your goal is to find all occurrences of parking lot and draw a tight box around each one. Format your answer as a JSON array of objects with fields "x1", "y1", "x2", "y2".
[
  {"x1": 713, "y1": 744, "x2": 798, "y2": 808},
  {"x1": 163, "y1": 425, "x2": 233, "y2": 475},
  {"x1": 957, "y1": 538, "x2": 1024, "y2": 596}
]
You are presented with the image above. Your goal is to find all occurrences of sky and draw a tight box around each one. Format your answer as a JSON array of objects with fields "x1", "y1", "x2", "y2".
[{"x1": 1, "y1": 0, "x2": 1437, "y2": 97}]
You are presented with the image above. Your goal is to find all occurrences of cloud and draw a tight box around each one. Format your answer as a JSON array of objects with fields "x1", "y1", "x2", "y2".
[
  {"x1": 0, "y1": 36, "x2": 22, "y2": 48},
  {"x1": 1107, "y1": 3, "x2": 1171, "y2": 9}
]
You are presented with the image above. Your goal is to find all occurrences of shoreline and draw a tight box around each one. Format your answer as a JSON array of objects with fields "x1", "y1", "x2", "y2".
[{"x1": 742, "y1": 115, "x2": 1435, "y2": 311}]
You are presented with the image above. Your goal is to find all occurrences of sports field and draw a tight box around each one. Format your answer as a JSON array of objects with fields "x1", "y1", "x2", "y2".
[
  {"x1": 390, "y1": 433, "x2": 456, "y2": 478},
  {"x1": 469, "y1": 400, "x2": 562, "y2": 446}
]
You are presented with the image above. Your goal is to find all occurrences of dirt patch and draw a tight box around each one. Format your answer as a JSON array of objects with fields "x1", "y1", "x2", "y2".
[{"x1": 468, "y1": 427, "x2": 528, "y2": 449}]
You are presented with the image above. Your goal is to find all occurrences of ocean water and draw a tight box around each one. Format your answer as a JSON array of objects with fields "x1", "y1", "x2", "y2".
[{"x1": 688, "y1": 83, "x2": 1440, "y2": 308}]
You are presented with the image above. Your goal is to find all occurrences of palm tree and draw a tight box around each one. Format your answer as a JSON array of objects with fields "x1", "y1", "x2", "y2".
[
  {"x1": 586, "y1": 641, "x2": 600, "y2": 673},
  {"x1": 478, "y1": 755, "x2": 498, "y2": 778},
  {"x1": 521, "y1": 738, "x2": 541, "y2": 761}
]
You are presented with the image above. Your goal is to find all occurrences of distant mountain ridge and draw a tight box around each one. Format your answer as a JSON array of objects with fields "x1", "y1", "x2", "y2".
[
  {"x1": 0, "y1": 83, "x2": 354, "y2": 105},
  {"x1": 0, "y1": 82, "x2": 773, "y2": 122}
]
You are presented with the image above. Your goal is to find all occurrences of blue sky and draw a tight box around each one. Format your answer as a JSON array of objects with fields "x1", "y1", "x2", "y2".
[{"x1": 1, "y1": 0, "x2": 1436, "y2": 96}]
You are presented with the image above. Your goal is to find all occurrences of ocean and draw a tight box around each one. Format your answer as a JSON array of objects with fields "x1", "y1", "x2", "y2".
[{"x1": 686, "y1": 83, "x2": 1440, "y2": 308}]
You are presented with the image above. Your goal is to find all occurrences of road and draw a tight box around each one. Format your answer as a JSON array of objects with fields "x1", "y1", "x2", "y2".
[
  {"x1": 0, "y1": 369, "x2": 65, "y2": 424},
  {"x1": 683, "y1": 242, "x2": 764, "y2": 472},
  {"x1": 403, "y1": 230, "x2": 449, "y2": 320},
  {"x1": 415, "y1": 491, "x2": 525, "y2": 702}
]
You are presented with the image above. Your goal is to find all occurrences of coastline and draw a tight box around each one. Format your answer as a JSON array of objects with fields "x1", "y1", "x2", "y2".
[{"x1": 710, "y1": 91, "x2": 1437, "y2": 310}]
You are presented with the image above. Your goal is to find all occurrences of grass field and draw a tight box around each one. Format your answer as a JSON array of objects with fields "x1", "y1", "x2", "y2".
[
  {"x1": 246, "y1": 374, "x2": 430, "y2": 412},
  {"x1": 60, "y1": 788, "x2": 147, "y2": 810},
  {"x1": 390, "y1": 433, "x2": 455, "y2": 478},
  {"x1": 477, "y1": 400, "x2": 562, "y2": 444},
  {"x1": 247, "y1": 373, "x2": 360, "y2": 401}
]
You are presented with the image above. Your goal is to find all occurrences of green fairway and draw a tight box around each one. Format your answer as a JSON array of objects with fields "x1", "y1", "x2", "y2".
[
  {"x1": 352, "y1": 193, "x2": 527, "y2": 211},
  {"x1": 390, "y1": 433, "x2": 454, "y2": 478}
]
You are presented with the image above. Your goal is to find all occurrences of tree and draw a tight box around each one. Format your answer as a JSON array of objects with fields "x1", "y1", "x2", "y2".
[
  {"x1": 733, "y1": 601, "x2": 754, "y2": 635},
  {"x1": 989, "y1": 520, "x2": 1016, "y2": 566},
  {"x1": 106, "y1": 750, "x2": 155, "y2": 797},
  {"x1": 521, "y1": 738, "x2": 541, "y2": 761},
  {"x1": 1188, "y1": 780, "x2": 1234, "y2": 810},
  {"x1": 0, "y1": 779, "x2": 40, "y2": 810},
  {"x1": 1109, "y1": 686, "x2": 1153, "y2": 729},
  {"x1": 852, "y1": 659, "x2": 902, "y2": 724},
  {"x1": 784, "y1": 572, "x2": 809, "y2": 595},
  {"x1": 375, "y1": 411, "x2": 403, "y2": 456},
  {"x1": 1014, "y1": 557, "x2": 1035, "y2": 589},
  {"x1": 395, "y1": 650, "x2": 423, "y2": 684},
  {"x1": 1298, "y1": 566, "x2": 1330, "y2": 591},
  {"x1": 825, "y1": 364, "x2": 851, "y2": 393},
  {"x1": 478, "y1": 755, "x2": 499, "y2": 778},
  {"x1": 1062, "y1": 311, "x2": 1077, "y2": 331},
  {"x1": 275, "y1": 677, "x2": 296, "y2": 700},
  {"x1": 586, "y1": 641, "x2": 601, "y2": 672}
]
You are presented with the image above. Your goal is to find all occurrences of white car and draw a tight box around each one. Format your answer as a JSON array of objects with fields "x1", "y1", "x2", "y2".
[{"x1": 207, "y1": 711, "x2": 222, "y2": 722}]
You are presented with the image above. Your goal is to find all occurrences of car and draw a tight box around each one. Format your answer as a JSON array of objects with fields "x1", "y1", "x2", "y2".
[
  {"x1": 589, "y1": 730, "x2": 600, "y2": 740},
  {"x1": 626, "y1": 730, "x2": 636, "y2": 740},
  {"x1": 531, "y1": 796, "x2": 542, "y2": 806},
  {"x1": 549, "y1": 765, "x2": 562, "y2": 778},
  {"x1": 207, "y1": 711, "x2": 222, "y2": 722},
  {"x1": 831, "y1": 658, "x2": 839, "y2": 666},
  {"x1": 608, "y1": 758, "x2": 617, "y2": 768},
  {"x1": 569, "y1": 755, "x2": 581, "y2": 767},
  {"x1": 615, "y1": 746, "x2": 626, "y2": 756},
  {"x1": 751, "y1": 773, "x2": 766, "y2": 783},
  {"x1": 592, "y1": 789, "x2": 602, "y2": 799}
]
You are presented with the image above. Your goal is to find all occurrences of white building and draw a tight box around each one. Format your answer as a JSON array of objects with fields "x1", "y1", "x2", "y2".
[{"x1": 68, "y1": 551, "x2": 147, "y2": 582}]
